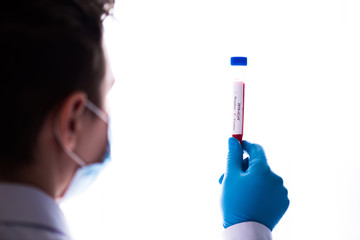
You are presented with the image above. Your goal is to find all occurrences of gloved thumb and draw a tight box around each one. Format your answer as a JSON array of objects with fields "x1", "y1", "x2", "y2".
[
  {"x1": 219, "y1": 174, "x2": 224, "y2": 184},
  {"x1": 226, "y1": 137, "x2": 244, "y2": 175}
]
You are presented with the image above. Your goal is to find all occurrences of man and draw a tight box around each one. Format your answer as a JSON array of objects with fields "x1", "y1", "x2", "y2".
[{"x1": 0, "y1": 0, "x2": 289, "y2": 239}]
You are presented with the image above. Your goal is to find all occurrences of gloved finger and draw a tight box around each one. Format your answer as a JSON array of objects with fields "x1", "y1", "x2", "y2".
[
  {"x1": 273, "y1": 174, "x2": 284, "y2": 186},
  {"x1": 242, "y1": 140, "x2": 268, "y2": 168},
  {"x1": 227, "y1": 137, "x2": 244, "y2": 175},
  {"x1": 219, "y1": 174, "x2": 224, "y2": 184}
]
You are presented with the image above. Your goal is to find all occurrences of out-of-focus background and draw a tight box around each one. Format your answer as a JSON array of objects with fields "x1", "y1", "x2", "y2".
[{"x1": 61, "y1": 0, "x2": 360, "y2": 239}]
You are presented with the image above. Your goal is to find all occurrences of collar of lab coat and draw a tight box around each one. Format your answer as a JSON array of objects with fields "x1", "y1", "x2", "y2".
[{"x1": 0, "y1": 183, "x2": 71, "y2": 238}]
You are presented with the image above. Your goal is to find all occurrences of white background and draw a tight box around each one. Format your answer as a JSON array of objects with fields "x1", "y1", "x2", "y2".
[{"x1": 61, "y1": 0, "x2": 360, "y2": 239}]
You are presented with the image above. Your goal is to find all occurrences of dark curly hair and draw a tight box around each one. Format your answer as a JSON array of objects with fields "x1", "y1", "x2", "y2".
[{"x1": 0, "y1": 0, "x2": 115, "y2": 174}]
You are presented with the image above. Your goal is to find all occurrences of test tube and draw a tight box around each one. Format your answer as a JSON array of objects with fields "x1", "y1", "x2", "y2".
[{"x1": 231, "y1": 57, "x2": 247, "y2": 143}]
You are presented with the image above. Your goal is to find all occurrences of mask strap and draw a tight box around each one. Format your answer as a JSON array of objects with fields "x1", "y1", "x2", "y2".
[
  {"x1": 85, "y1": 101, "x2": 109, "y2": 124},
  {"x1": 54, "y1": 116, "x2": 87, "y2": 167}
]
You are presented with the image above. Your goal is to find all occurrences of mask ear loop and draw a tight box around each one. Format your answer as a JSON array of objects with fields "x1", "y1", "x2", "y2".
[
  {"x1": 54, "y1": 114, "x2": 87, "y2": 167},
  {"x1": 85, "y1": 101, "x2": 109, "y2": 124}
]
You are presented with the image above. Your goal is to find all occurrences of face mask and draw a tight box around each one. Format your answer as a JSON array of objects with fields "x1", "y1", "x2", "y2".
[{"x1": 55, "y1": 100, "x2": 111, "y2": 200}]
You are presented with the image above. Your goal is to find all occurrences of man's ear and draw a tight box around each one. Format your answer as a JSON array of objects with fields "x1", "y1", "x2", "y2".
[{"x1": 55, "y1": 92, "x2": 88, "y2": 150}]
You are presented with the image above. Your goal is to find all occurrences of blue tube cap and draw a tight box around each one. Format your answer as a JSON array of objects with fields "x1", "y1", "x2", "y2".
[{"x1": 231, "y1": 57, "x2": 247, "y2": 66}]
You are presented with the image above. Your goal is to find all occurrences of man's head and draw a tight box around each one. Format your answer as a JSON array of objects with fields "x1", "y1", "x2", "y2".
[{"x1": 1, "y1": 0, "x2": 115, "y2": 198}]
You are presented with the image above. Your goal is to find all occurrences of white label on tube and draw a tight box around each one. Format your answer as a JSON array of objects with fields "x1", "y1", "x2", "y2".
[{"x1": 233, "y1": 81, "x2": 244, "y2": 135}]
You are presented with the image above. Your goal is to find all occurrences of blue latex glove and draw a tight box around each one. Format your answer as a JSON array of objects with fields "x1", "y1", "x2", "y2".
[{"x1": 219, "y1": 138, "x2": 290, "y2": 231}]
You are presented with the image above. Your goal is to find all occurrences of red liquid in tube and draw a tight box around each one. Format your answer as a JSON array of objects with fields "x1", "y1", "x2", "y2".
[{"x1": 232, "y1": 81, "x2": 245, "y2": 143}]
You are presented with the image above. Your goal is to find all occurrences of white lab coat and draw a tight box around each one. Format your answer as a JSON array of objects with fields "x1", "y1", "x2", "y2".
[
  {"x1": 223, "y1": 222, "x2": 272, "y2": 240},
  {"x1": 0, "y1": 184, "x2": 271, "y2": 240}
]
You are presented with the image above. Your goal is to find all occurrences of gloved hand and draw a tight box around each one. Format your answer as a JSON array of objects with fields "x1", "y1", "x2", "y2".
[{"x1": 219, "y1": 138, "x2": 290, "y2": 231}]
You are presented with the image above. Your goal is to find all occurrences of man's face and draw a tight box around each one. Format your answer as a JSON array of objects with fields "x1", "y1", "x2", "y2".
[
  {"x1": 75, "y1": 47, "x2": 115, "y2": 166},
  {"x1": 99, "y1": 47, "x2": 115, "y2": 115}
]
